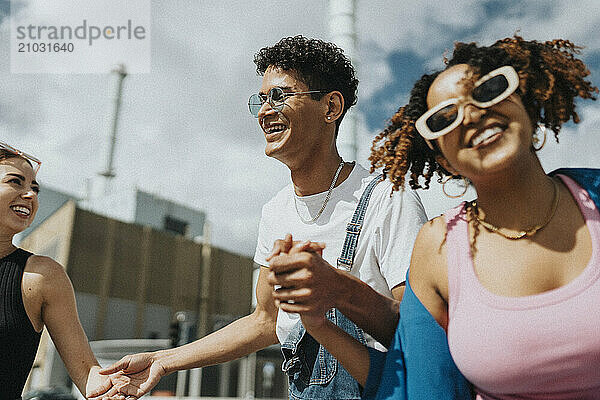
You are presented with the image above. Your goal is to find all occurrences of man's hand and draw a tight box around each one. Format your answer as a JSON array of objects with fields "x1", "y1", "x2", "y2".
[
  {"x1": 268, "y1": 241, "x2": 341, "y2": 319},
  {"x1": 95, "y1": 352, "x2": 167, "y2": 398},
  {"x1": 266, "y1": 233, "x2": 324, "y2": 261}
]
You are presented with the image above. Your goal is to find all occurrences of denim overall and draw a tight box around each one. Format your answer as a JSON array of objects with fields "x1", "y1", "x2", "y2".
[{"x1": 281, "y1": 174, "x2": 383, "y2": 399}]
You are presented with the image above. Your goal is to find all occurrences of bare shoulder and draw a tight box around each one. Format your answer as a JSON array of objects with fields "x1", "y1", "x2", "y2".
[
  {"x1": 21, "y1": 256, "x2": 71, "y2": 331},
  {"x1": 409, "y1": 216, "x2": 448, "y2": 280},
  {"x1": 26, "y1": 255, "x2": 68, "y2": 279},
  {"x1": 408, "y1": 216, "x2": 450, "y2": 328},
  {"x1": 25, "y1": 255, "x2": 73, "y2": 301},
  {"x1": 415, "y1": 215, "x2": 447, "y2": 242}
]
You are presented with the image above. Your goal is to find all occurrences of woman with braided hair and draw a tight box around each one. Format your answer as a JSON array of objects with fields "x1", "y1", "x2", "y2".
[
  {"x1": 283, "y1": 35, "x2": 600, "y2": 399},
  {"x1": 368, "y1": 35, "x2": 600, "y2": 399}
]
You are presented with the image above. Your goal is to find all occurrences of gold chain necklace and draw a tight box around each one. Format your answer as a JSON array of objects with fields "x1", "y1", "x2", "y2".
[
  {"x1": 294, "y1": 160, "x2": 345, "y2": 224},
  {"x1": 471, "y1": 178, "x2": 560, "y2": 240}
]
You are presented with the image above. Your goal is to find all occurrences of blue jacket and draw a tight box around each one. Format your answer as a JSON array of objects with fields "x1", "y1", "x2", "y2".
[{"x1": 363, "y1": 168, "x2": 600, "y2": 400}]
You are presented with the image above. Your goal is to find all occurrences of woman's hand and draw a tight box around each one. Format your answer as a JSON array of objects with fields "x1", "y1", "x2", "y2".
[{"x1": 86, "y1": 366, "x2": 136, "y2": 399}]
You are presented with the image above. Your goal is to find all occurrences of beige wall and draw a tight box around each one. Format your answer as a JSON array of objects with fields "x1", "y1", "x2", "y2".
[
  {"x1": 19, "y1": 204, "x2": 257, "y2": 392},
  {"x1": 209, "y1": 248, "x2": 255, "y2": 319},
  {"x1": 65, "y1": 207, "x2": 254, "y2": 340},
  {"x1": 20, "y1": 200, "x2": 76, "y2": 265}
]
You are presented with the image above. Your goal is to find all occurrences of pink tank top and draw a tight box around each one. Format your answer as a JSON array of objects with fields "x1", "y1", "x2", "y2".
[{"x1": 446, "y1": 175, "x2": 600, "y2": 400}]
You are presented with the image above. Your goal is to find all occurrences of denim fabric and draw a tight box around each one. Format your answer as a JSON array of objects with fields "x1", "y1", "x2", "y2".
[
  {"x1": 281, "y1": 174, "x2": 383, "y2": 399},
  {"x1": 282, "y1": 308, "x2": 367, "y2": 399},
  {"x1": 337, "y1": 174, "x2": 383, "y2": 271}
]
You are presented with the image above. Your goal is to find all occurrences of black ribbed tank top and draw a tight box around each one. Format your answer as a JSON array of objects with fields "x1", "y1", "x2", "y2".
[{"x1": 0, "y1": 248, "x2": 41, "y2": 399}]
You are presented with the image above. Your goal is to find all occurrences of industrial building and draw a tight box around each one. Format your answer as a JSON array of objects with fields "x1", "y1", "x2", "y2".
[{"x1": 19, "y1": 188, "x2": 287, "y2": 398}]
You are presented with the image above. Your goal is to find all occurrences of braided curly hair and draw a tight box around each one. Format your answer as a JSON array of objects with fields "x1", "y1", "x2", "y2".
[
  {"x1": 254, "y1": 35, "x2": 359, "y2": 136},
  {"x1": 370, "y1": 35, "x2": 598, "y2": 192}
]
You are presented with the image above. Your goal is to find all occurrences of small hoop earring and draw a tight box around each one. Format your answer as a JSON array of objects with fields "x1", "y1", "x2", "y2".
[
  {"x1": 532, "y1": 124, "x2": 547, "y2": 151},
  {"x1": 442, "y1": 175, "x2": 469, "y2": 198}
]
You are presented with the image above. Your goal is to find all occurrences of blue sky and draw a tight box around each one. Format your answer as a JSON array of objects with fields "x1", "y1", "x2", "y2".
[
  {"x1": 1, "y1": 0, "x2": 599, "y2": 255},
  {"x1": 362, "y1": 2, "x2": 600, "y2": 132}
]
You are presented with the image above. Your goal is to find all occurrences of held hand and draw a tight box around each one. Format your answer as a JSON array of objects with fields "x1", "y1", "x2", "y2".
[
  {"x1": 96, "y1": 352, "x2": 167, "y2": 397},
  {"x1": 85, "y1": 366, "x2": 121, "y2": 399},
  {"x1": 288, "y1": 239, "x2": 325, "y2": 257},
  {"x1": 86, "y1": 366, "x2": 144, "y2": 399},
  {"x1": 266, "y1": 233, "x2": 294, "y2": 261},
  {"x1": 266, "y1": 234, "x2": 325, "y2": 261},
  {"x1": 268, "y1": 250, "x2": 340, "y2": 317}
]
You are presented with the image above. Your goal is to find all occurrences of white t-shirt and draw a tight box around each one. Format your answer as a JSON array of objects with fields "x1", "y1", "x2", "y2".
[{"x1": 253, "y1": 163, "x2": 427, "y2": 348}]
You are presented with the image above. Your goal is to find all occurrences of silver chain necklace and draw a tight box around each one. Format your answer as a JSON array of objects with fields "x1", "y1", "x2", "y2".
[{"x1": 294, "y1": 160, "x2": 345, "y2": 224}]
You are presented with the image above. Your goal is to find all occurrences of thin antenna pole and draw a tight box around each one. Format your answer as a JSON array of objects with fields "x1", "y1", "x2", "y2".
[{"x1": 100, "y1": 64, "x2": 128, "y2": 181}]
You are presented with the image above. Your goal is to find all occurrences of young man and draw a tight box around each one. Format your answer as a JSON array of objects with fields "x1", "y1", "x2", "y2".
[{"x1": 99, "y1": 36, "x2": 426, "y2": 399}]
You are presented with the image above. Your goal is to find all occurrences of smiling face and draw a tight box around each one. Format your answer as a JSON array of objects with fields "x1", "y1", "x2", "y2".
[
  {"x1": 0, "y1": 156, "x2": 39, "y2": 235},
  {"x1": 428, "y1": 64, "x2": 535, "y2": 181},
  {"x1": 257, "y1": 67, "x2": 329, "y2": 166}
]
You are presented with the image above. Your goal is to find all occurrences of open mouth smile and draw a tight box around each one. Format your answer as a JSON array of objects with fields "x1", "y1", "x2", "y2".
[
  {"x1": 262, "y1": 121, "x2": 288, "y2": 141},
  {"x1": 265, "y1": 124, "x2": 286, "y2": 134},
  {"x1": 10, "y1": 205, "x2": 31, "y2": 218},
  {"x1": 469, "y1": 125, "x2": 505, "y2": 148}
]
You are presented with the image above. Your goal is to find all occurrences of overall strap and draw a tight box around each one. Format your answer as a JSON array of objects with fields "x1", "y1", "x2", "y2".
[{"x1": 337, "y1": 174, "x2": 383, "y2": 271}]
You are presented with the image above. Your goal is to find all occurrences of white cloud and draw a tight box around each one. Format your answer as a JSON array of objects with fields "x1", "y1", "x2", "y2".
[
  {"x1": 538, "y1": 102, "x2": 600, "y2": 171},
  {"x1": 357, "y1": 0, "x2": 600, "y2": 99},
  {"x1": 1, "y1": 0, "x2": 330, "y2": 255},
  {"x1": 1, "y1": 0, "x2": 599, "y2": 256}
]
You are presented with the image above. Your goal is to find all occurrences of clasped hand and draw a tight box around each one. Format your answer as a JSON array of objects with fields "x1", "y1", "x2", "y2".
[
  {"x1": 266, "y1": 234, "x2": 343, "y2": 329},
  {"x1": 86, "y1": 366, "x2": 139, "y2": 400},
  {"x1": 90, "y1": 352, "x2": 168, "y2": 399}
]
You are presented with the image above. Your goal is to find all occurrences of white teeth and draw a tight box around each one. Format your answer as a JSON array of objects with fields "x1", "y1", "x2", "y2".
[
  {"x1": 471, "y1": 126, "x2": 503, "y2": 147},
  {"x1": 10, "y1": 205, "x2": 30, "y2": 216},
  {"x1": 266, "y1": 124, "x2": 286, "y2": 134}
]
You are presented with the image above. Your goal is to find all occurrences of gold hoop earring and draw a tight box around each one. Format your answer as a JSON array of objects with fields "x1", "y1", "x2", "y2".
[
  {"x1": 532, "y1": 124, "x2": 547, "y2": 151},
  {"x1": 442, "y1": 175, "x2": 469, "y2": 198}
]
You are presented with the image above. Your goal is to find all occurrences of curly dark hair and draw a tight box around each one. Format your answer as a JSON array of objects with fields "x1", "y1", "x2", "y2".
[
  {"x1": 254, "y1": 35, "x2": 359, "y2": 135},
  {"x1": 370, "y1": 35, "x2": 598, "y2": 192}
]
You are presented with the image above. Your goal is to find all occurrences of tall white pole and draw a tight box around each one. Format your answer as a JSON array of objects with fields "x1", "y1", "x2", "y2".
[{"x1": 329, "y1": 0, "x2": 358, "y2": 161}]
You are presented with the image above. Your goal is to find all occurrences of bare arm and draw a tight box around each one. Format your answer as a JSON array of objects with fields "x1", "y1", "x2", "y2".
[
  {"x1": 159, "y1": 265, "x2": 279, "y2": 370},
  {"x1": 315, "y1": 184, "x2": 425, "y2": 343},
  {"x1": 99, "y1": 265, "x2": 279, "y2": 397},
  {"x1": 407, "y1": 218, "x2": 450, "y2": 330},
  {"x1": 292, "y1": 219, "x2": 450, "y2": 389},
  {"x1": 31, "y1": 256, "x2": 126, "y2": 397},
  {"x1": 301, "y1": 316, "x2": 371, "y2": 386},
  {"x1": 328, "y1": 271, "x2": 401, "y2": 344}
]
